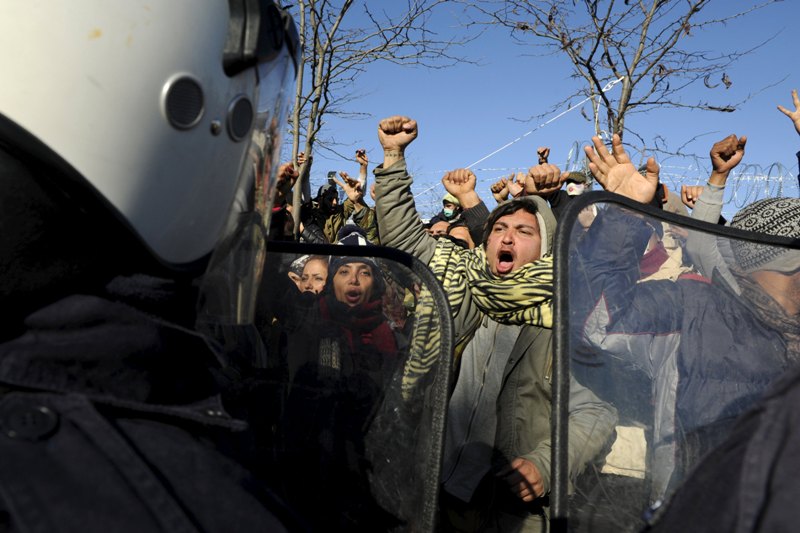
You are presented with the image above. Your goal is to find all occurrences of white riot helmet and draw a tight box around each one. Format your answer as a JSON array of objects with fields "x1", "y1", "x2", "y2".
[
  {"x1": 0, "y1": 0, "x2": 298, "y2": 268},
  {"x1": 0, "y1": 0, "x2": 298, "y2": 363}
]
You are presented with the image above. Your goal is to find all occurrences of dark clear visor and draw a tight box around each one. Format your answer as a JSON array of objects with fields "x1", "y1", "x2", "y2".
[
  {"x1": 249, "y1": 242, "x2": 453, "y2": 530},
  {"x1": 195, "y1": 44, "x2": 295, "y2": 361},
  {"x1": 556, "y1": 197, "x2": 800, "y2": 531}
]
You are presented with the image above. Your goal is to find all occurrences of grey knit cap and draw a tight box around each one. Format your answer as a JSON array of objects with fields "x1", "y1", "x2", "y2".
[{"x1": 730, "y1": 197, "x2": 800, "y2": 273}]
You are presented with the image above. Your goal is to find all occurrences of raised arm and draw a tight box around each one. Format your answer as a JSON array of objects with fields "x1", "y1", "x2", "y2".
[
  {"x1": 584, "y1": 134, "x2": 658, "y2": 204},
  {"x1": 490, "y1": 177, "x2": 511, "y2": 204},
  {"x1": 335, "y1": 171, "x2": 380, "y2": 244},
  {"x1": 442, "y1": 168, "x2": 490, "y2": 246},
  {"x1": 684, "y1": 134, "x2": 745, "y2": 288},
  {"x1": 373, "y1": 115, "x2": 438, "y2": 264},
  {"x1": 524, "y1": 163, "x2": 568, "y2": 198},
  {"x1": 777, "y1": 89, "x2": 800, "y2": 173},
  {"x1": 574, "y1": 135, "x2": 685, "y2": 373},
  {"x1": 777, "y1": 88, "x2": 800, "y2": 137},
  {"x1": 355, "y1": 148, "x2": 368, "y2": 190}
]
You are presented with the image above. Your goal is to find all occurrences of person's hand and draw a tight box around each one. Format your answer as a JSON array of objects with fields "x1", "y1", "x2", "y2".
[
  {"x1": 524, "y1": 164, "x2": 566, "y2": 196},
  {"x1": 277, "y1": 162, "x2": 299, "y2": 184},
  {"x1": 356, "y1": 149, "x2": 368, "y2": 166},
  {"x1": 497, "y1": 458, "x2": 544, "y2": 503},
  {"x1": 577, "y1": 205, "x2": 597, "y2": 229},
  {"x1": 441, "y1": 168, "x2": 477, "y2": 198},
  {"x1": 377, "y1": 116, "x2": 418, "y2": 152},
  {"x1": 507, "y1": 172, "x2": 525, "y2": 198},
  {"x1": 680, "y1": 185, "x2": 705, "y2": 209},
  {"x1": 369, "y1": 182, "x2": 376, "y2": 202},
  {"x1": 276, "y1": 161, "x2": 299, "y2": 200},
  {"x1": 777, "y1": 89, "x2": 800, "y2": 136},
  {"x1": 334, "y1": 171, "x2": 364, "y2": 204},
  {"x1": 490, "y1": 177, "x2": 510, "y2": 203},
  {"x1": 709, "y1": 134, "x2": 746, "y2": 184},
  {"x1": 584, "y1": 134, "x2": 659, "y2": 204},
  {"x1": 297, "y1": 151, "x2": 308, "y2": 167},
  {"x1": 537, "y1": 147, "x2": 550, "y2": 164}
]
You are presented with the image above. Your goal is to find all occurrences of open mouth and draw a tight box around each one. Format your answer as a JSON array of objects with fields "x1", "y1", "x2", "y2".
[
  {"x1": 496, "y1": 250, "x2": 515, "y2": 275},
  {"x1": 345, "y1": 289, "x2": 363, "y2": 305}
]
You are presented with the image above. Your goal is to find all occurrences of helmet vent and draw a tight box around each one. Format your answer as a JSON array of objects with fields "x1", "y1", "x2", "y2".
[
  {"x1": 164, "y1": 77, "x2": 204, "y2": 130},
  {"x1": 227, "y1": 96, "x2": 254, "y2": 142}
]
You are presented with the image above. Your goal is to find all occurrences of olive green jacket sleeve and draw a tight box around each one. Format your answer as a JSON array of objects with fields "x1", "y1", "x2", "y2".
[
  {"x1": 374, "y1": 158, "x2": 481, "y2": 346},
  {"x1": 374, "y1": 158, "x2": 438, "y2": 265},
  {"x1": 523, "y1": 376, "x2": 617, "y2": 496},
  {"x1": 352, "y1": 203, "x2": 380, "y2": 245}
]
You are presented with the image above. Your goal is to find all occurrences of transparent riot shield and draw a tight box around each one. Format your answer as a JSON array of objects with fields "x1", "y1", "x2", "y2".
[
  {"x1": 255, "y1": 240, "x2": 453, "y2": 532},
  {"x1": 552, "y1": 193, "x2": 800, "y2": 532}
]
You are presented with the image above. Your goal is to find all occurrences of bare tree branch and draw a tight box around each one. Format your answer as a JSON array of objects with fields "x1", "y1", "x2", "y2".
[
  {"x1": 466, "y1": 0, "x2": 782, "y2": 146},
  {"x1": 287, "y1": 0, "x2": 471, "y2": 231}
]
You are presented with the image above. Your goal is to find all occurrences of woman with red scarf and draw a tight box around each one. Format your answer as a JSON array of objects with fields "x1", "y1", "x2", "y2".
[
  {"x1": 280, "y1": 249, "x2": 404, "y2": 530},
  {"x1": 315, "y1": 256, "x2": 400, "y2": 377}
]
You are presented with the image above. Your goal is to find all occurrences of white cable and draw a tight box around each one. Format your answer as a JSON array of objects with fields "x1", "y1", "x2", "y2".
[
  {"x1": 463, "y1": 76, "x2": 625, "y2": 169},
  {"x1": 412, "y1": 77, "x2": 625, "y2": 199}
]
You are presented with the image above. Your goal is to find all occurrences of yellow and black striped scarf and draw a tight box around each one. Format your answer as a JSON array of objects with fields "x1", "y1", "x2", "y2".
[
  {"x1": 429, "y1": 239, "x2": 553, "y2": 333},
  {"x1": 401, "y1": 239, "x2": 553, "y2": 399}
]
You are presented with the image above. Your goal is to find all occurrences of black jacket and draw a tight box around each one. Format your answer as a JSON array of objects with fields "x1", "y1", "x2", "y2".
[{"x1": 0, "y1": 275, "x2": 295, "y2": 532}]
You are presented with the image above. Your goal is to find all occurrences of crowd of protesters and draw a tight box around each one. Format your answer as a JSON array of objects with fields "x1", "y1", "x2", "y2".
[
  {"x1": 5, "y1": 0, "x2": 797, "y2": 529},
  {"x1": 261, "y1": 89, "x2": 800, "y2": 531}
]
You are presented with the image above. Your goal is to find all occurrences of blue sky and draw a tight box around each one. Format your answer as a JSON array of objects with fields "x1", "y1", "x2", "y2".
[{"x1": 301, "y1": 1, "x2": 800, "y2": 219}]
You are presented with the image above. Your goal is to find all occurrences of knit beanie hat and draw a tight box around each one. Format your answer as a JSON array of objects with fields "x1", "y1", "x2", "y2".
[
  {"x1": 336, "y1": 224, "x2": 371, "y2": 246},
  {"x1": 328, "y1": 225, "x2": 385, "y2": 295},
  {"x1": 730, "y1": 197, "x2": 800, "y2": 273}
]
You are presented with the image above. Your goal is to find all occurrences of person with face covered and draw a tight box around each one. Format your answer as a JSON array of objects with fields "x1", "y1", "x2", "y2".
[
  {"x1": 373, "y1": 116, "x2": 616, "y2": 532},
  {"x1": 429, "y1": 193, "x2": 464, "y2": 226}
]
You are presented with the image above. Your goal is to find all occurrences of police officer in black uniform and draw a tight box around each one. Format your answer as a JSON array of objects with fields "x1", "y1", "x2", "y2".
[{"x1": 0, "y1": 1, "x2": 300, "y2": 530}]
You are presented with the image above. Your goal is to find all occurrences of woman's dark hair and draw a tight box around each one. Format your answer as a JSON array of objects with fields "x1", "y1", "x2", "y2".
[{"x1": 481, "y1": 199, "x2": 540, "y2": 246}]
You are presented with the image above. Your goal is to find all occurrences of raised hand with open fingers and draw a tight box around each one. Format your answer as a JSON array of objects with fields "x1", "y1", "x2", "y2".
[
  {"x1": 584, "y1": 134, "x2": 659, "y2": 204},
  {"x1": 334, "y1": 171, "x2": 363, "y2": 203},
  {"x1": 777, "y1": 89, "x2": 800, "y2": 136}
]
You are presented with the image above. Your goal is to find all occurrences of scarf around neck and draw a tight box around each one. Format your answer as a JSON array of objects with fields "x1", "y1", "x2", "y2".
[
  {"x1": 429, "y1": 239, "x2": 554, "y2": 332},
  {"x1": 734, "y1": 271, "x2": 800, "y2": 359},
  {"x1": 398, "y1": 239, "x2": 553, "y2": 400}
]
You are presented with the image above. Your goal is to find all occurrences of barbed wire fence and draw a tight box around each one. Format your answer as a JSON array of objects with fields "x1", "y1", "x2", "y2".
[{"x1": 408, "y1": 143, "x2": 798, "y2": 220}]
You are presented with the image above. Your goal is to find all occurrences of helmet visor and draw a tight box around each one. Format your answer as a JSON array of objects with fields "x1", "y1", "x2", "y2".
[{"x1": 196, "y1": 42, "x2": 296, "y2": 362}]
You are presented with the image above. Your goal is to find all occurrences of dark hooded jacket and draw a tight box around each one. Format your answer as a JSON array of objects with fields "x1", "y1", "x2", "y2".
[{"x1": 0, "y1": 274, "x2": 295, "y2": 532}]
